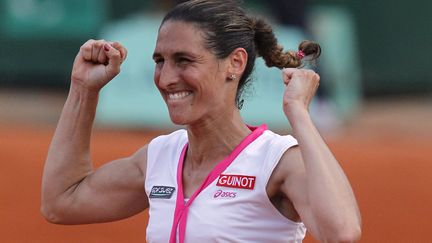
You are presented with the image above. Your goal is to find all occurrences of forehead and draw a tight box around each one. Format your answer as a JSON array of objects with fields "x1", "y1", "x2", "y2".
[{"x1": 154, "y1": 21, "x2": 209, "y2": 56}]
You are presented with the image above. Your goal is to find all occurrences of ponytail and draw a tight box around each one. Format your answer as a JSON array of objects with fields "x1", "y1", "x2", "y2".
[{"x1": 252, "y1": 17, "x2": 321, "y2": 69}]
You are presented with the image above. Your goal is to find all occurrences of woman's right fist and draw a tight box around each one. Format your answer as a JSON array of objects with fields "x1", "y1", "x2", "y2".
[{"x1": 71, "y1": 39, "x2": 127, "y2": 92}]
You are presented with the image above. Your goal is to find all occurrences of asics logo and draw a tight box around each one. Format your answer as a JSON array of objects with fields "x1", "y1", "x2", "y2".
[{"x1": 213, "y1": 190, "x2": 237, "y2": 198}]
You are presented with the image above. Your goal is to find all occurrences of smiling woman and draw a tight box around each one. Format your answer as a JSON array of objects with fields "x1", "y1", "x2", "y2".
[
  {"x1": 41, "y1": 0, "x2": 361, "y2": 242},
  {"x1": 152, "y1": 21, "x2": 233, "y2": 125}
]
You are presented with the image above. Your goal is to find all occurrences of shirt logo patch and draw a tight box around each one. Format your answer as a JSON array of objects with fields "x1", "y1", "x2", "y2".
[
  {"x1": 213, "y1": 189, "x2": 237, "y2": 199},
  {"x1": 149, "y1": 186, "x2": 176, "y2": 199},
  {"x1": 217, "y1": 174, "x2": 256, "y2": 190}
]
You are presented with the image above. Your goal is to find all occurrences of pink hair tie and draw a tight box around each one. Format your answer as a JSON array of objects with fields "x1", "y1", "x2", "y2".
[{"x1": 296, "y1": 50, "x2": 305, "y2": 59}]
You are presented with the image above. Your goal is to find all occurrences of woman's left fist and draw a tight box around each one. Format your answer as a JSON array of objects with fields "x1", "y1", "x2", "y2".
[{"x1": 281, "y1": 68, "x2": 320, "y2": 115}]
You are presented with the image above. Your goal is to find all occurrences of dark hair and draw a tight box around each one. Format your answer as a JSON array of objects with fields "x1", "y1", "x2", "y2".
[{"x1": 161, "y1": 0, "x2": 321, "y2": 109}]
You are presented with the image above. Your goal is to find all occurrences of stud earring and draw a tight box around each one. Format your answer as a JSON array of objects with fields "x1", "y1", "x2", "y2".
[{"x1": 229, "y1": 74, "x2": 237, "y2": 80}]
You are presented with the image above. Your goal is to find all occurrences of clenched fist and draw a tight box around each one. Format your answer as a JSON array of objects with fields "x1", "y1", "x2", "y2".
[
  {"x1": 282, "y1": 68, "x2": 320, "y2": 117},
  {"x1": 71, "y1": 39, "x2": 127, "y2": 92}
]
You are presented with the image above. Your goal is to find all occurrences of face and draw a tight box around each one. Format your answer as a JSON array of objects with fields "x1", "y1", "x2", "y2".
[{"x1": 153, "y1": 21, "x2": 236, "y2": 125}]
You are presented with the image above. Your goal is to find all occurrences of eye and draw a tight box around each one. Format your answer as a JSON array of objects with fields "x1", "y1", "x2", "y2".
[
  {"x1": 177, "y1": 57, "x2": 192, "y2": 65},
  {"x1": 153, "y1": 58, "x2": 165, "y2": 69},
  {"x1": 154, "y1": 58, "x2": 164, "y2": 64}
]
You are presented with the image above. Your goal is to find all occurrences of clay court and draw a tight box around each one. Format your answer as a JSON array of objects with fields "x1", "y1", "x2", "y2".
[{"x1": 1, "y1": 90, "x2": 431, "y2": 242}]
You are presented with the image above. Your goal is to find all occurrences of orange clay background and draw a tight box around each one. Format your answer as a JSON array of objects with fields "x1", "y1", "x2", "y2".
[{"x1": 1, "y1": 92, "x2": 431, "y2": 243}]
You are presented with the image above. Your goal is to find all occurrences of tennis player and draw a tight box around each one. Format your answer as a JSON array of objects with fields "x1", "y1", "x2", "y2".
[{"x1": 41, "y1": 1, "x2": 361, "y2": 242}]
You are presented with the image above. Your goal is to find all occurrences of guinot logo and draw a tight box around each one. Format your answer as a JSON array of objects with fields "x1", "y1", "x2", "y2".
[{"x1": 217, "y1": 174, "x2": 256, "y2": 190}]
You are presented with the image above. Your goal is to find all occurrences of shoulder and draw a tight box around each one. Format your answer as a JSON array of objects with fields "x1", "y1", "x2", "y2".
[
  {"x1": 148, "y1": 129, "x2": 187, "y2": 149},
  {"x1": 127, "y1": 129, "x2": 187, "y2": 173},
  {"x1": 266, "y1": 131, "x2": 303, "y2": 193},
  {"x1": 125, "y1": 130, "x2": 188, "y2": 183},
  {"x1": 146, "y1": 129, "x2": 187, "y2": 169},
  {"x1": 264, "y1": 130, "x2": 297, "y2": 144},
  {"x1": 259, "y1": 130, "x2": 298, "y2": 156},
  {"x1": 269, "y1": 131, "x2": 303, "y2": 179},
  {"x1": 254, "y1": 130, "x2": 300, "y2": 174},
  {"x1": 259, "y1": 130, "x2": 301, "y2": 185}
]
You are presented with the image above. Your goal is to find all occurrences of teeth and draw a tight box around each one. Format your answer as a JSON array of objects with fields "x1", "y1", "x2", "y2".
[{"x1": 168, "y1": 91, "x2": 191, "y2": 100}]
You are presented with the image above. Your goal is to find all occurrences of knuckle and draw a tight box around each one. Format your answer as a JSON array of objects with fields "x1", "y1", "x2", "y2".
[
  {"x1": 93, "y1": 41, "x2": 102, "y2": 48},
  {"x1": 81, "y1": 40, "x2": 97, "y2": 52},
  {"x1": 112, "y1": 51, "x2": 121, "y2": 58},
  {"x1": 86, "y1": 39, "x2": 96, "y2": 47},
  {"x1": 80, "y1": 44, "x2": 91, "y2": 52}
]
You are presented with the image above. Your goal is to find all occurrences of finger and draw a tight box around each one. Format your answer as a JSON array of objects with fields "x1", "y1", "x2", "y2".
[
  {"x1": 104, "y1": 43, "x2": 122, "y2": 76},
  {"x1": 304, "y1": 70, "x2": 320, "y2": 86},
  {"x1": 313, "y1": 72, "x2": 320, "y2": 83},
  {"x1": 92, "y1": 41, "x2": 104, "y2": 63},
  {"x1": 97, "y1": 44, "x2": 108, "y2": 64},
  {"x1": 282, "y1": 68, "x2": 297, "y2": 85},
  {"x1": 80, "y1": 39, "x2": 95, "y2": 61},
  {"x1": 282, "y1": 68, "x2": 298, "y2": 77},
  {"x1": 111, "y1": 42, "x2": 128, "y2": 62}
]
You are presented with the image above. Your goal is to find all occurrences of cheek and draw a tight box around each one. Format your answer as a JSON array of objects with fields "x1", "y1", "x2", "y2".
[{"x1": 153, "y1": 68, "x2": 161, "y2": 87}]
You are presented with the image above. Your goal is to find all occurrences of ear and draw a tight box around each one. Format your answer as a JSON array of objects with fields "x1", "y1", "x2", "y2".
[{"x1": 226, "y1": 48, "x2": 248, "y2": 81}]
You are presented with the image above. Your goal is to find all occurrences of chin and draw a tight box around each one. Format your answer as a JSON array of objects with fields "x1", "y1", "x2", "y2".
[
  {"x1": 170, "y1": 119, "x2": 188, "y2": 126},
  {"x1": 169, "y1": 113, "x2": 190, "y2": 126}
]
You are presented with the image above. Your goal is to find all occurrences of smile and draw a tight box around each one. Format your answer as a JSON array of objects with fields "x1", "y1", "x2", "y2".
[{"x1": 168, "y1": 91, "x2": 192, "y2": 100}]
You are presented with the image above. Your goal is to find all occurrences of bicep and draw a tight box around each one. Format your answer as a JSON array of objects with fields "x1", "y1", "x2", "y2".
[
  {"x1": 277, "y1": 146, "x2": 321, "y2": 237},
  {"x1": 59, "y1": 146, "x2": 149, "y2": 224}
]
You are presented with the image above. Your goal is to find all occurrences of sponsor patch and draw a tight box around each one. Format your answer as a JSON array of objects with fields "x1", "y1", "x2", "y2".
[
  {"x1": 149, "y1": 186, "x2": 176, "y2": 199},
  {"x1": 216, "y1": 174, "x2": 256, "y2": 190},
  {"x1": 213, "y1": 189, "x2": 237, "y2": 199}
]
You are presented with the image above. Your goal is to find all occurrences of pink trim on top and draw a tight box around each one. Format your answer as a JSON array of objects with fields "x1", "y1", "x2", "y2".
[{"x1": 169, "y1": 124, "x2": 267, "y2": 243}]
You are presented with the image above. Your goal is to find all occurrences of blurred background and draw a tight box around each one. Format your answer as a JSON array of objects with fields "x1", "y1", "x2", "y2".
[{"x1": 0, "y1": 0, "x2": 431, "y2": 242}]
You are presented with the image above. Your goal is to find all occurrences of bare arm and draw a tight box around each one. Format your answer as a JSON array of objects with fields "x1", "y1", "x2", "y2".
[
  {"x1": 41, "y1": 40, "x2": 148, "y2": 224},
  {"x1": 277, "y1": 69, "x2": 361, "y2": 242}
]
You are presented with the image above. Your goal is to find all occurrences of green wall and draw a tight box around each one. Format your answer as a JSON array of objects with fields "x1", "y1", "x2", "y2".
[
  {"x1": 1, "y1": 0, "x2": 430, "y2": 95},
  {"x1": 309, "y1": 0, "x2": 432, "y2": 95}
]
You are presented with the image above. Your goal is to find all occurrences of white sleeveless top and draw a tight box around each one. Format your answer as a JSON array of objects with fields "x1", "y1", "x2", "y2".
[{"x1": 145, "y1": 125, "x2": 306, "y2": 243}]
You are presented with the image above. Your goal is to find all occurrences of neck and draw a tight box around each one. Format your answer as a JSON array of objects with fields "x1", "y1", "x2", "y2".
[{"x1": 185, "y1": 109, "x2": 251, "y2": 168}]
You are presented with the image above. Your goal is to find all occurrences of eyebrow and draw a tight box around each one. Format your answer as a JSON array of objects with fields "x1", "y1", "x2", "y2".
[{"x1": 152, "y1": 51, "x2": 197, "y2": 60}]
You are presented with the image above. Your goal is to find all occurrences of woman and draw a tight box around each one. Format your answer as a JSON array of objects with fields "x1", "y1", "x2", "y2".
[{"x1": 41, "y1": 0, "x2": 361, "y2": 242}]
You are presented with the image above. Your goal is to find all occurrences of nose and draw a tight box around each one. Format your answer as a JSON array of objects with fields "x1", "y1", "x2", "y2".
[{"x1": 155, "y1": 62, "x2": 179, "y2": 90}]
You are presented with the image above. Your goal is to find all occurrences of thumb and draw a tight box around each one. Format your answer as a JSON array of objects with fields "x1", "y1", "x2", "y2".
[
  {"x1": 104, "y1": 43, "x2": 122, "y2": 77},
  {"x1": 282, "y1": 68, "x2": 297, "y2": 85}
]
